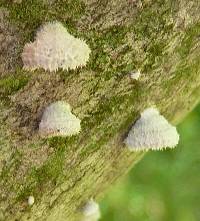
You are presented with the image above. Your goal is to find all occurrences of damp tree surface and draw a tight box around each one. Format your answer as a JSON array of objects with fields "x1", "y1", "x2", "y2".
[{"x1": 0, "y1": 1, "x2": 200, "y2": 220}]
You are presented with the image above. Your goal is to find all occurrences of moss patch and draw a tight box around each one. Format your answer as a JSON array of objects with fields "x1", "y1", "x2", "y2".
[
  {"x1": 0, "y1": 72, "x2": 29, "y2": 100},
  {"x1": 16, "y1": 145, "x2": 65, "y2": 201},
  {"x1": 177, "y1": 23, "x2": 200, "y2": 58},
  {"x1": 0, "y1": 0, "x2": 85, "y2": 33}
]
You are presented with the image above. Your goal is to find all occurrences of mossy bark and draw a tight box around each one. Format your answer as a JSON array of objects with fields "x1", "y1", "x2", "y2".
[{"x1": 0, "y1": 0, "x2": 200, "y2": 220}]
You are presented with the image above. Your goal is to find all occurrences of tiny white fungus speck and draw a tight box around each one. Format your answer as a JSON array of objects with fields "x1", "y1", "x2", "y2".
[
  {"x1": 130, "y1": 70, "x2": 141, "y2": 80},
  {"x1": 81, "y1": 199, "x2": 101, "y2": 221},
  {"x1": 28, "y1": 196, "x2": 34, "y2": 206},
  {"x1": 22, "y1": 21, "x2": 91, "y2": 72},
  {"x1": 39, "y1": 101, "x2": 81, "y2": 138},
  {"x1": 124, "y1": 107, "x2": 179, "y2": 151}
]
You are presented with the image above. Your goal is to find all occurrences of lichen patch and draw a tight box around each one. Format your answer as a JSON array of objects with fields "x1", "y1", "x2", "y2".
[{"x1": 0, "y1": 8, "x2": 21, "y2": 75}]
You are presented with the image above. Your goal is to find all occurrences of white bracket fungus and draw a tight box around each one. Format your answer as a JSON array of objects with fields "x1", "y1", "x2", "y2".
[
  {"x1": 130, "y1": 70, "x2": 141, "y2": 80},
  {"x1": 81, "y1": 199, "x2": 101, "y2": 221},
  {"x1": 22, "y1": 21, "x2": 91, "y2": 72},
  {"x1": 124, "y1": 107, "x2": 179, "y2": 151},
  {"x1": 39, "y1": 101, "x2": 81, "y2": 138},
  {"x1": 28, "y1": 196, "x2": 34, "y2": 206}
]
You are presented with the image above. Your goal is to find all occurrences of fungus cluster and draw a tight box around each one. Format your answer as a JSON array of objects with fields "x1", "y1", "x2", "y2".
[
  {"x1": 18, "y1": 19, "x2": 182, "y2": 220},
  {"x1": 124, "y1": 107, "x2": 179, "y2": 151},
  {"x1": 22, "y1": 21, "x2": 91, "y2": 72}
]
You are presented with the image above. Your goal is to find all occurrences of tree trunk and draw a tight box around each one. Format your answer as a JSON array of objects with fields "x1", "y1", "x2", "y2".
[{"x1": 0, "y1": 0, "x2": 200, "y2": 220}]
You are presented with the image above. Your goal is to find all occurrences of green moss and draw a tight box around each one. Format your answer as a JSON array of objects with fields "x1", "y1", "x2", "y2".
[
  {"x1": 17, "y1": 146, "x2": 65, "y2": 201},
  {"x1": 178, "y1": 23, "x2": 200, "y2": 58},
  {"x1": 101, "y1": 26, "x2": 130, "y2": 49},
  {"x1": 84, "y1": 1, "x2": 175, "y2": 77},
  {"x1": 162, "y1": 23, "x2": 200, "y2": 91},
  {"x1": 33, "y1": 156, "x2": 63, "y2": 183},
  {"x1": 0, "y1": 1, "x2": 45, "y2": 40},
  {"x1": 0, "y1": 150, "x2": 22, "y2": 180},
  {"x1": 0, "y1": 0, "x2": 85, "y2": 28},
  {"x1": 0, "y1": 73, "x2": 29, "y2": 100},
  {"x1": 80, "y1": 90, "x2": 141, "y2": 157},
  {"x1": 164, "y1": 57, "x2": 200, "y2": 93},
  {"x1": 52, "y1": 0, "x2": 86, "y2": 20}
]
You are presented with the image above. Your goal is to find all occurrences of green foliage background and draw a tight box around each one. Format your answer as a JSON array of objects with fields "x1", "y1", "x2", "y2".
[{"x1": 100, "y1": 105, "x2": 200, "y2": 221}]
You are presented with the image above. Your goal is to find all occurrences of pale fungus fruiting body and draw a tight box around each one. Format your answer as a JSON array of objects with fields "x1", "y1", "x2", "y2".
[
  {"x1": 22, "y1": 22, "x2": 91, "y2": 72},
  {"x1": 130, "y1": 70, "x2": 141, "y2": 80},
  {"x1": 39, "y1": 101, "x2": 81, "y2": 138},
  {"x1": 124, "y1": 108, "x2": 179, "y2": 151},
  {"x1": 81, "y1": 200, "x2": 101, "y2": 221},
  {"x1": 28, "y1": 196, "x2": 34, "y2": 206}
]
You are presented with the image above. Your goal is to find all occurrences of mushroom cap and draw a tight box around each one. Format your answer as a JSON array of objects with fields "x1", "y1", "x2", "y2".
[
  {"x1": 81, "y1": 200, "x2": 101, "y2": 221},
  {"x1": 124, "y1": 108, "x2": 179, "y2": 151},
  {"x1": 39, "y1": 101, "x2": 81, "y2": 138},
  {"x1": 28, "y1": 196, "x2": 35, "y2": 206},
  {"x1": 22, "y1": 21, "x2": 91, "y2": 72}
]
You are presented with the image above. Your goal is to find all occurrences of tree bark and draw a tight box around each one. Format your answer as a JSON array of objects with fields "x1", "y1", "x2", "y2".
[{"x1": 0, "y1": 0, "x2": 200, "y2": 220}]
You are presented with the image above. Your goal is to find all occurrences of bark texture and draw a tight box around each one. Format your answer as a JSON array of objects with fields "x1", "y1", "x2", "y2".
[{"x1": 0, "y1": 0, "x2": 200, "y2": 220}]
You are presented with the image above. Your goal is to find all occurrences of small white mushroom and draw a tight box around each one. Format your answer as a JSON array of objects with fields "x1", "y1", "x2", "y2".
[
  {"x1": 39, "y1": 101, "x2": 81, "y2": 138},
  {"x1": 28, "y1": 196, "x2": 34, "y2": 206},
  {"x1": 81, "y1": 199, "x2": 101, "y2": 221},
  {"x1": 124, "y1": 107, "x2": 179, "y2": 151},
  {"x1": 130, "y1": 70, "x2": 141, "y2": 80},
  {"x1": 22, "y1": 21, "x2": 91, "y2": 72}
]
